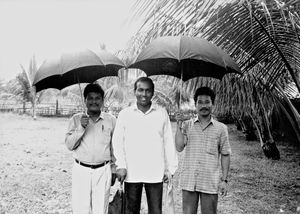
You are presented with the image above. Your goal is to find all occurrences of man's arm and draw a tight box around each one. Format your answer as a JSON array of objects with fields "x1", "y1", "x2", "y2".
[
  {"x1": 110, "y1": 137, "x2": 117, "y2": 186},
  {"x1": 110, "y1": 116, "x2": 117, "y2": 173},
  {"x1": 219, "y1": 125, "x2": 231, "y2": 196},
  {"x1": 220, "y1": 125, "x2": 231, "y2": 181},
  {"x1": 221, "y1": 154, "x2": 230, "y2": 181},
  {"x1": 65, "y1": 115, "x2": 85, "y2": 151},
  {"x1": 112, "y1": 111, "x2": 127, "y2": 183},
  {"x1": 219, "y1": 154, "x2": 230, "y2": 196},
  {"x1": 175, "y1": 121, "x2": 187, "y2": 152},
  {"x1": 163, "y1": 109, "x2": 178, "y2": 176},
  {"x1": 110, "y1": 142, "x2": 117, "y2": 173}
]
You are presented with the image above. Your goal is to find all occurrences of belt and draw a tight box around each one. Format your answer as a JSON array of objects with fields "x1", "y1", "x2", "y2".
[{"x1": 75, "y1": 159, "x2": 109, "y2": 169}]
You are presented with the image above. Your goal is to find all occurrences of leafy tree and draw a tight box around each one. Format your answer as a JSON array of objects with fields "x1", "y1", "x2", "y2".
[
  {"x1": 19, "y1": 55, "x2": 39, "y2": 119},
  {"x1": 129, "y1": 0, "x2": 300, "y2": 159},
  {"x1": 3, "y1": 56, "x2": 40, "y2": 118}
]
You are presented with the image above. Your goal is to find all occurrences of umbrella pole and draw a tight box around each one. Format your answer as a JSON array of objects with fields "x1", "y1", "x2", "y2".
[
  {"x1": 179, "y1": 68, "x2": 183, "y2": 109},
  {"x1": 78, "y1": 83, "x2": 86, "y2": 113},
  {"x1": 76, "y1": 76, "x2": 86, "y2": 114}
]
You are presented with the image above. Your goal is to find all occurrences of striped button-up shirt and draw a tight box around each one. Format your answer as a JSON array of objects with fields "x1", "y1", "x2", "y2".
[
  {"x1": 65, "y1": 112, "x2": 116, "y2": 166},
  {"x1": 180, "y1": 116, "x2": 231, "y2": 194}
]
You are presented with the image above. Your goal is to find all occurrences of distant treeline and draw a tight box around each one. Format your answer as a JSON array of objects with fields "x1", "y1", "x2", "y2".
[{"x1": 0, "y1": 102, "x2": 83, "y2": 117}]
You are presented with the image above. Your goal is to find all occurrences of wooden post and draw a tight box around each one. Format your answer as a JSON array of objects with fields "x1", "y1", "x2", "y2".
[{"x1": 56, "y1": 99, "x2": 59, "y2": 115}]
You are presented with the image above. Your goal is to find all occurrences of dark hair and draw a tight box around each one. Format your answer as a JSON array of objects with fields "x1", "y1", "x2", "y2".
[
  {"x1": 134, "y1": 77, "x2": 154, "y2": 93},
  {"x1": 83, "y1": 83, "x2": 104, "y2": 99},
  {"x1": 194, "y1": 87, "x2": 216, "y2": 104}
]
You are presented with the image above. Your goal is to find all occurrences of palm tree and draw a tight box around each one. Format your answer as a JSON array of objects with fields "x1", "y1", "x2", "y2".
[
  {"x1": 129, "y1": 0, "x2": 300, "y2": 159},
  {"x1": 3, "y1": 56, "x2": 38, "y2": 117},
  {"x1": 5, "y1": 71, "x2": 32, "y2": 114},
  {"x1": 151, "y1": 75, "x2": 192, "y2": 109},
  {"x1": 2, "y1": 55, "x2": 51, "y2": 119},
  {"x1": 19, "y1": 55, "x2": 38, "y2": 119}
]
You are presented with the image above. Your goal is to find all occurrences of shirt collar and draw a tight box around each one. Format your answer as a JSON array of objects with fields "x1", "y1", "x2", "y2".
[
  {"x1": 133, "y1": 102, "x2": 156, "y2": 114},
  {"x1": 194, "y1": 115, "x2": 215, "y2": 125},
  {"x1": 88, "y1": 111, "x2": 103, "y2": 122}
]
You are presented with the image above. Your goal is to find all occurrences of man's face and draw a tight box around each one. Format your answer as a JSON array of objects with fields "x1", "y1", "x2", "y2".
[
  {"x1": 85, "y1": 92, "x2": 103, "y2": 114},
  {"x1": 195, "y1": 95, "x2": 213, "y2": 117},
  {"x1": 134, "y1": 81, "x2": 153, "y2": 107}
]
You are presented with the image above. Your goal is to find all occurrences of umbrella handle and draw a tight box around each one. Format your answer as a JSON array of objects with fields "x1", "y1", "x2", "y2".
[
  {"x1": 77, "y1": 80, "x2": 87, "y2": 114},
  {"x1": 179, "y1": 68, "x2": 183, "y2": 109}
]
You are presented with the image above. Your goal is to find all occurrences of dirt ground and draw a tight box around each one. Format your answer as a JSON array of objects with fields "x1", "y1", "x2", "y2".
[{"x1": 0, "y1": 113, "x2": 299, "y2": 214}]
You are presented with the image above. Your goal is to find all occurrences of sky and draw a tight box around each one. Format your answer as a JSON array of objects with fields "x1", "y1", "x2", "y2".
[{"x1": 0, "y1": 0, "x2": 141, "y2": 82}]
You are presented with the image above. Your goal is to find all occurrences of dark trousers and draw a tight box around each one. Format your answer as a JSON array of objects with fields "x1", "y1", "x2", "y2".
[
  {"x1": 182, "y1": 190, "x2": 218, "y2": 214},
  {"x1": 124, "y1": 182, "x2": 163, "y2": 214}
]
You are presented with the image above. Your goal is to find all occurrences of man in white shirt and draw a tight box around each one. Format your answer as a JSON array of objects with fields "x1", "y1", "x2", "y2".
[
  {"x1": 112, "y1": 77, "x2": 178, "y2": 214},
  {"x1": 65, "y1": 83, "x2": 116, "y2": 214}
]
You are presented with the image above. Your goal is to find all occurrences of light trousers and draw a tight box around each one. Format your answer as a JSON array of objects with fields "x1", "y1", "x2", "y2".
[{"x1": 72, "y1": 161, "x2": 112, "y2": 214}]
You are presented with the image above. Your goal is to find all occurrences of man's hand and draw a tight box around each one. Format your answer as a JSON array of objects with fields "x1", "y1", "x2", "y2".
[
  {"x1": 80, "y1": 114, "x2": 89, "y2": 128},
  {"x1": 175, "y1": 112, "x2": 184, "y2": 125},
  {"x1": 175, "y1": 111, "x2": 190, "y2": 124},
  {"x1": 116, "y1": 168, "x2": 127, "y2": 184},
  {"x1": 218, "y1": 180, "x2": 228, "y2": 196},
  {"x1": 111, "y1": 173, "x2": 117, "y2": 186},
  {"x1": 163, "y1": 170, "x2": 172, "y2": 183}
]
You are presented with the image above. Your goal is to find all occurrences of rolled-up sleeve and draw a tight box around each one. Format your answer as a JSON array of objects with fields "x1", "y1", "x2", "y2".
[
  {"x1": 220, "y1": 125, "x2": 231, "y2": 155},
  {"x1": 163, "y1": 109, "x2": 178, "y2": 175},
  {"x1": 112, "y1": 111, "x2": 127, "y2": 169},
  {"x1": 65, "y1": 115, "x2": 85, "y2": 151}
]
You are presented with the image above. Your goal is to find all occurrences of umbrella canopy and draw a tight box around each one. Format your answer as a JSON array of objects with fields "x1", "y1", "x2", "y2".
[
  {"x1": 33, "y1": 49, "x2": 125, "y2": 92},
  {"x1": 129, "y1": 36, "x2": 241, "y2": 81}
]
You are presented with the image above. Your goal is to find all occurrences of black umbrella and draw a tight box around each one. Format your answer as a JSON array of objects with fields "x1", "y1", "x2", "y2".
[
  {"x1": 33, "y1": 49, "x2": 125, "y2": 92},
  {"x1": 32, "y1": 49, "x2": 125, "y2": 111},
  {"x1": 129, "y1": 36, "x2": 241, "y2": 80}
]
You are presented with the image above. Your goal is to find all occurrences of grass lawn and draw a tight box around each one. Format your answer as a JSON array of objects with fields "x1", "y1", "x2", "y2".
[{"x1": 0, "y1": 113, "x2": 299, "y2": 213}]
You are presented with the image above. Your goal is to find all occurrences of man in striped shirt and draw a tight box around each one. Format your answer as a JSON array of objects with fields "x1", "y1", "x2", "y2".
[{"x1": 175, "y1": 87, "x2": 231, "y2": 214}]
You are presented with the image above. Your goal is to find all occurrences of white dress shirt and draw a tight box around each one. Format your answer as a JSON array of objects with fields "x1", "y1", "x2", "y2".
[{"x1": 112, "y1": 103, "x2": 178, "y2": 183}]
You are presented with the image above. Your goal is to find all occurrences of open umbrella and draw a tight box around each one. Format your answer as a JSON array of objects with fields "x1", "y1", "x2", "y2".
[
  {"x1": 33, "y1": 49, "x2": 125, "y2": 92},
  {"x1": 129, "y1": 36, "x2": 241, "y2": 80},
  {"x1": 32, "y1": 49, "x2": 125, "y2": 110}
]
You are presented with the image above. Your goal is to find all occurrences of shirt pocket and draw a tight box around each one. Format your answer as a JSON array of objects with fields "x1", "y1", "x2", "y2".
[
  {"x1": 102, "y1": 126, "x2": 112, "y2": 143},
  {"x1": 103, "y1": 126, "x2": 112, "y2": 136},
  {"x1": 206, "y1": 137, "x2": 219, "y2": 155}
]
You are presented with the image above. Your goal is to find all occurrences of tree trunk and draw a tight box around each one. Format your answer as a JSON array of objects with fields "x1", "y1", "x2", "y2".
[
  {"x1": 276, "y1": 84, "x2": 300, "y2": 135},
  {"x1": 238, "y1": 115, "x2": 246, "y2": 132},
  {"x1": 272, "y1": 94, "x2": 300, "y2": 144},
  {"x1": 249, "y1": 113, "x2": 264, "y2": 147},
  {"x1": 31, "y1": 86, "x2": 36, "y2": 120},
  {"x1": 242, "y1": 115, "x2": 257, "y2": 141},
  {"x1": 256, "y1": 90, "x2": 280, "y2": 160},
  {"x1": 56, "y1": 99, "x2": 59, "y2": 116},
  {"x1": 23, "y1": 101, "x2": 26, "y2": 114},
  {"x1": 32, "y1": 99, "x2": 36, "y2": 120},
  {"x1": 234, "y1": 116, "x2": 243, "y2": 131}
]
